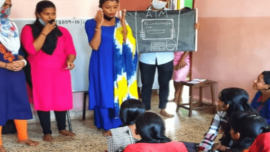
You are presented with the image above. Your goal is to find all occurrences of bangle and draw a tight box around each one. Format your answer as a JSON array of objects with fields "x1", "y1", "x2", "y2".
[
  {"x1": 20, "y1": 59, "x2": 27, "y2": 67},
  {"x1": 95, "y1": 28, "x2": 101, "y2": 31},
  {"x1": 41, "y1": 33, "x2": 47, "y2": 36}
]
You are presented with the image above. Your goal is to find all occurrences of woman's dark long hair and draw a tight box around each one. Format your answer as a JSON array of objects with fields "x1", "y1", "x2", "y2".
[
  {"x1": 262, "y1": 71, "x2": 270, "y2": 88},
  {"x1": 32, "y1": 0, "x2": 62, "y2": 55},
  {"x1": 136, "y1": 112, "x2": 171, "y2": 143},
  {"x1": 120, "y1": 99, "x2": 145, "y2": 126},
  {"x1": 99, "y1": 0, "x2": 119, "y2": 8},
  {"x1": 218, "y1": 88, "x2": 254, "y2": 117},
  {"x1": 218, "y1": 88, "x2": 257, "y2": 146},
  {"x1": 229, "y1": 112, "x2": 269, "y2": 152}
]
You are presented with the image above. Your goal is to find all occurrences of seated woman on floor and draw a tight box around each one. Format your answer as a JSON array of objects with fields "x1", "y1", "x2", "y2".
[
  {"x1": 229, "y1": 112, "x2": 269, "y2": 152},
  {"x1": 248, "y1": 125, "x2": 270, "y2": 152},
  {"x1": 124, "y1": 112, "x2": 188, "y2": 152},
  {"x1": 197, "y1": 88, "x2": 256, "y2": 152},
  {"x1": 251, "y1": 71, "x2": 270, "y2": 125},
  {"x1": 107, "y1": 99, "x2": 145, "y2": 152}
]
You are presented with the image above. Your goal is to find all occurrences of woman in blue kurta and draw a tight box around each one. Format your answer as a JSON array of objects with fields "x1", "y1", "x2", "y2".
[
  {"x1": 85, "y1": 19, "x2": 121, "y2": 131},
  {"x1": 85, "y1": 0, "x2": 138, "y2": 133},
  {"x1": 0, "y1": 0, "x2": 38, "y2": 151},
  {"x1": 251, "y1": 71, "x2": 270, "y2": 125}
]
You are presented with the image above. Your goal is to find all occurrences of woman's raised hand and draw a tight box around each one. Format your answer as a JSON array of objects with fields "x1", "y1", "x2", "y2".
[
  {"x1": 194, "y1": 23, "x2": 200, "y2": 30},
  {"x1": 42, "y1": 21, "x2": 56, "y2": 36},
  {"x1": 120, "y1": 9, "x2": 126, "y2": 25},
  {"x1": 95, "y1": 10, "x2": 104, "y2": 27},
  {"x1": 120, "y1": 9, "x2": 127, "y2": 42}
]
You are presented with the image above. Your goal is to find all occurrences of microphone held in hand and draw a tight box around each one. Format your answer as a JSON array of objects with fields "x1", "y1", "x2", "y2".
[{"x1": 48, "y1": 19, "x2": 55, "y2": 24}]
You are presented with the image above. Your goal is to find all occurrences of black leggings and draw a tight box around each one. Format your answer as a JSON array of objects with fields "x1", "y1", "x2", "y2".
[
  {"x1": 37, "y1": 111, "x2": 67, "y2": 134},
  {"x1": 140, "y1": 61, "x2": 173, "y2": 110}
]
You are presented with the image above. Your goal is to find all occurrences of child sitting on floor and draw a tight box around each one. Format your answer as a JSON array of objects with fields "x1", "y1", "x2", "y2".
[
  {"x1": 196, "y1": 88, "x2": 256, "y2": 152},
  {"x1": 228, "y1": 112, "x2": 269, "y2": 152},
  {"x1": 248, "y1": 127, "x2": 270, "y2": 152},
  {"x1": 107, "y1": 99, "x2": 145, "y2": 152},
  {"x1": 124, "y1": 112, "x2": 188, "y2": 152}
]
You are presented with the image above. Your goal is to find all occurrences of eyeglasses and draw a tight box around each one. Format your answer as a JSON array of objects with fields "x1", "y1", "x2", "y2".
[{"x1": 3, "y1": 3, "x2": 12, "y2": 8}]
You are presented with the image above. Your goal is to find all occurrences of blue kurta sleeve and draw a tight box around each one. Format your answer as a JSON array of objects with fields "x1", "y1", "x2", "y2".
[
  {"x1": 268, "y1": 110, "x2": 270, "y2": 124},
  {"x1": 85, "y1": 19, "x2": 96, "y2": 43},
  {"x1": 251, "y1": 91, "x2": 261, "y2": 109}
]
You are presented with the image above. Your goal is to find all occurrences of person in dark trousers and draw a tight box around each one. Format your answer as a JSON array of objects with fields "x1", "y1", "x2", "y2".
[{"x1": 140, "y1": 0, "x2": 174, "y2": 118}]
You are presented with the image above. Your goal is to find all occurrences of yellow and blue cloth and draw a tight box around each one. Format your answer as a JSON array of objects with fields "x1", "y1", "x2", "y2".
[{"x1": 113, "y1": 18, "x2": 138, "y2": 116}]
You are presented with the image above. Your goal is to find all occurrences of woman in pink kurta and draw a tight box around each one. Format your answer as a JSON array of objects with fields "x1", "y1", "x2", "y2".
[
  {"x1": 21, "y1": 1, "x2": 76, "y2": 142},
  {"x1": 22, "y1": 26, "x2": 75, "y2": 111},
  {"x1": 173, "y1": 7, "x2": 200, "y2": 104}
]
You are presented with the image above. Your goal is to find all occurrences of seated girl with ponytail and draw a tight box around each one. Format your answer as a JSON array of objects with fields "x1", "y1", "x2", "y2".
[
  {"x1": 229, "y1": 112, "x2": 269, "y2": 152},
  {"x1": 198, "y1": 88, "x2": 256, "y2": 152},
  {"x1": 107, "y1": 99, "x2": 145, "y2": 152},
  {"x1": 124, "y1": 112, "x2": 188, "y2": 152}
]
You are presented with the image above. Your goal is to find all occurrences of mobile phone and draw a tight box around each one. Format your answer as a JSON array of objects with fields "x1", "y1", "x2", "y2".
[{"x1": 48, "y1": 19, "x2": 55, "y2": 24}]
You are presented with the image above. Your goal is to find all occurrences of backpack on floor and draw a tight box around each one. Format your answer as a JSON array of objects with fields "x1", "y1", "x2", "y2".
[{"x1": 2, "y1": 120, "x2": 17, "y2": 134}]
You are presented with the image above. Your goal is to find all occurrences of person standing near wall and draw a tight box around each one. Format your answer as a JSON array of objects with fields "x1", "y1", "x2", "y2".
[
  {"x1": 85, "y1": 0, "x2": 138, "y2": 135},
  {"x1": 140, "y1": 0, "x2": 174, "y2": 117},
  {"x1": 173, "y1": 51, "x2": 190, "y2": 103},
  {"x1": 173, "y1": 7, "x2": 199, "y2": 104},
  {"x1": 21, "y1": 0, "x2": 76, "y2": 142},
  {"x1": 0, "y1": 0, "x2": 39, "y2": 151}
]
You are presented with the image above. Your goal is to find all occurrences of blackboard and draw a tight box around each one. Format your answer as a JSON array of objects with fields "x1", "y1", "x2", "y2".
[{"x1": 126, "y1": 9, "x2": 196, "y2": 53}]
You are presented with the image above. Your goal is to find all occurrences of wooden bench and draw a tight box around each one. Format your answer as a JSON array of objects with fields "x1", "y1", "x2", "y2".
[{"x1": 176, "y1": 80, "x2": 218, "y2": 117}]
